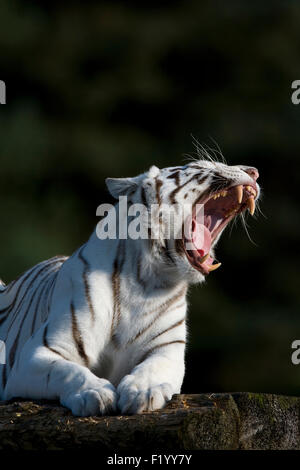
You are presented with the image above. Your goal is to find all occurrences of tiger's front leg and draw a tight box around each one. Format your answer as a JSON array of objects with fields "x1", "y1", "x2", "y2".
[
  {"x1": 4, "y1": 326, "x2": 117, "y2": 417},
  {"x1": 117, "y1": 341, "x2": 186, "y2": 414}
]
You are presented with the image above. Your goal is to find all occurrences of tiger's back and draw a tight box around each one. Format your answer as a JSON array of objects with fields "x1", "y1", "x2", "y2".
[{"x1": 0, "y1": 256, "x2": 67, "y2": 396}]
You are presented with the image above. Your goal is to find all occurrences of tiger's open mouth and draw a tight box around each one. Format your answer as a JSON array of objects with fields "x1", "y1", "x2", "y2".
[{"x1": 183, "y1": 184, "x2": 258, "y2": 275}]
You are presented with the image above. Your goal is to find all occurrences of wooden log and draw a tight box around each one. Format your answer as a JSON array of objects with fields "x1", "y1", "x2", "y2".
[{"x1": 0, "y1": 393, "x2": 299, "y2": 450}]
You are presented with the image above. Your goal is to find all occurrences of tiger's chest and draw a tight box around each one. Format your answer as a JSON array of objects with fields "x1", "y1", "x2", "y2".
[{"x1": 92, "y1": 286, "x2": 187, "y2": 385}]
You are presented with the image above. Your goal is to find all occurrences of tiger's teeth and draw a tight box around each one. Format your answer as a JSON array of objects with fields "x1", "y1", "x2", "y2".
[
  {"x1": 207, "y1": 263, "x2": 222, "y2": 272},
  {"x1": 236, "y1": 185, "x2": 243, "y2": 204},
  {"x1": 225, "y1": 208, "x2": 237, "y2": 218},
  {"x1": 221, "y1": 190, "x2": 227, "y2": 197},
  {"x1": 248, "y1": 196, "x2": 255, "y2": 215},
  {"x1": 246, "y1": 185, "x2": 257, "y2": 198},
  {"x1": 199, "y1": 253, "x2": 209, "y2": 264}
]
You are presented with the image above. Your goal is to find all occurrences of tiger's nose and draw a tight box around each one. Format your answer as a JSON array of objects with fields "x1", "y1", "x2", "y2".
[{"x1": 245, "y1": 167, "x2": 259, "y2": 181}]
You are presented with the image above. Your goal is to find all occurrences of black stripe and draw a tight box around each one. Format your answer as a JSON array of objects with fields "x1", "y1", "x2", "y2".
[
  {"x1": 140, "y1": 340, "x2": 186, "y2": 363},
  {"x1": 163, "y1": 240, "x2": 175, "y2": 264},
  {"x1": 2, "y1": 266, "x2": 39, "y2": 297},
  {"x1": 0, "y1": 257, "x2": 65, "y2": 317},
  {"x1": 197, "y1": 175, "x2": 209, "y2": 185},
  {"x1": 46, "y1": 360, "x2": 57, "y2": 388},
  {"x1": 45, "y1": 271, "x2": 59, "y2": 319},
  {"x1": 147, "y1": 316, "x2": 185, "y2": 345},
  {"x1": 78, "y1": 247, "x2": 96, "y2": 323},
  {"x1": 128, "y1": 297, "x2": 186, "y2": 345},
  {"x1": 142, "y1": 285, "x2": 187, "y2": 318},
  {"x1": 71, "y1": 302, "x2": 89, "y2": 367},
  {"x1": 136, "y1": 253, "x2": 147, "y2": 291},
  {"x1": 2, "y1": 256, "x2": 66, "y2": 298},
  {"x1": 30, "y1": 273, "x2": 54, "y2": 335},
  {"x1": 43, "y1": 325, "x2": 68, "y2": 361},
  {"x1": 188, "y1": 164, "x2": 202, "y2": 169},
  {"x1": 155, "y1": 178, "x2": 163, "y2": 205},
  {"x1": 3, "y1": 264, "x2": 61, "y2": 374},
  {"x1": 140, "y1": 186, "x2": 148, "y2": 208},
  {"x1": 2, "y1": 365, "x2": 7, "y2": 390},
  {"x1": 167, "y1": 170, "x2": 180, "y2": 186},
  {"x1": 174, "y1": 237, "x2": 185, "y2": 257},
  {"x1": 0, "y1": 265, "x2": 38, "y2": 316},
  {"x1": 8, "y1": 276, "x2": 47, "y2": 370},
  {"x1": 209, "y1": 172, "x2": 232, "y2": 193},
  {"x1": 167, "y1": 166, "x2": 181, "y2": 171},
  {"x1": 169, "y1": 175, "x2": 196, "y2": 204},
  {"x1": 4, "y1": 261, "x2": 59, "y2": 337},
  {"x1": 169, "y1": 172, "x2": 208, "y2": 204},
  {"x1": 111, "y1": 240, "x2": 126, "y2": 336}
]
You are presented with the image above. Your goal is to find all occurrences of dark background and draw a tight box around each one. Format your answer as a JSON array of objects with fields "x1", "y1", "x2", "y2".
[{"x1": 1, "y1": 0, "x2": 300, "y2": 395}]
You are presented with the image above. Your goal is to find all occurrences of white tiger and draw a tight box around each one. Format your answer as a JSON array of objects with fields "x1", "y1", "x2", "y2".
[{"x1": 0, "y1": 159, "x2": 259, "y2": 416}]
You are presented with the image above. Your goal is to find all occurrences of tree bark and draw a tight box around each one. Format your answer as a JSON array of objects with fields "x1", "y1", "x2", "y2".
[{"x1": 0, "y1": 393, "x2": 299, "y2": 450}]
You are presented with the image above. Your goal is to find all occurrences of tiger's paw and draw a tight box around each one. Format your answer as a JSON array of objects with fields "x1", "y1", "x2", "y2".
[
  {"x1": 117, "y1": 375, "x2": 173, "y2": 414},
  {"x1": 62, "y1": 380, "x2": 117, "y2": 417}
]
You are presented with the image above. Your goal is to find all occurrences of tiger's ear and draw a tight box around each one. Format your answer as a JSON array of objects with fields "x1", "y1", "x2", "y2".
[
  {"x1": 105, "y1": 176, "x2": 139, "y2": 199},
  {"x1": 148, "y1": 165, "x2": 160, "y2": 178}
]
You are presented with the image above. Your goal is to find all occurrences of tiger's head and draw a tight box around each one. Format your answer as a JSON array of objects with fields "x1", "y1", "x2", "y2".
[{"x1": 106, "y1": 159, "x2": 260, "y2": 285}]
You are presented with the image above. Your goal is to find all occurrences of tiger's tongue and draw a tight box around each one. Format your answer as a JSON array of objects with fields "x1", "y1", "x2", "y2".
[{"x1": 192, "y1": 223, "x2": 211, "y2": 258}]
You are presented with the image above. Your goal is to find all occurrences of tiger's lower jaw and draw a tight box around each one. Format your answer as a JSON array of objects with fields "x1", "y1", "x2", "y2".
[{"x1": 182, "y1": 237, "x2": 222, "y2": 277}]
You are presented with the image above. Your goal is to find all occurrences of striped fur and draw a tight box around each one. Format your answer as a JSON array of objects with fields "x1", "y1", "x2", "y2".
[{"x1": 0, "y1": 159, "x2": 258, "y2": 416}]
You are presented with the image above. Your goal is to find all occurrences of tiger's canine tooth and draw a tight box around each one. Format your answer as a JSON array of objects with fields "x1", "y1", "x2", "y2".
[
  {"x1": 207, "y1": 263, "x2": 222, "y2": 272},
  {"x1": 199, "y1": 253, "x2": 210, "y2": 264},
  {"x1": 236, "y1": 185, "x2": 243, "y2": 204},
  {"x1": 247, "y1": 186, "x2": 257, "y2": 198},
  {"x1": 248, "y1": 196, "x2": 255, "y2": 215}
]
